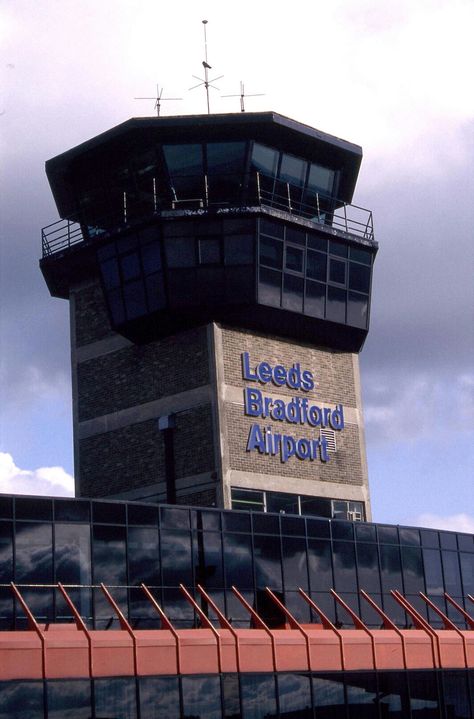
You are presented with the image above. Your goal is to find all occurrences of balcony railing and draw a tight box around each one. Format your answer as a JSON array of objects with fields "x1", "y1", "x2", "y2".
[{"x1": 42, "y1": 172, "x2": 374, "y2": 258}]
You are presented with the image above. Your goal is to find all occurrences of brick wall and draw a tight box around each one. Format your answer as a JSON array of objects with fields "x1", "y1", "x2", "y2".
[
  {"x1": 77, "y1": 327, "x2": 209, "y2": 421},
  {"x1": 73, "y1": 280, "x2": 114, "y2": 347}
]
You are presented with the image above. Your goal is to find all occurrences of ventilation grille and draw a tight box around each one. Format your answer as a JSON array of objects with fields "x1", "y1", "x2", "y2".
[{"x1": 320, "y1": 428, "x2": 337, "y2": 452}]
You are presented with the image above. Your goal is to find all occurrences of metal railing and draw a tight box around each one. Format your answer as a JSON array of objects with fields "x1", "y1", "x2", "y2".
[{"x1": 41, "y1": 172, "x2": 374, "y2": 258}]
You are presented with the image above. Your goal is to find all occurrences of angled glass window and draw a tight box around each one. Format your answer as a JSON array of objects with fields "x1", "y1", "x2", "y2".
[
  {"x1": 15, "y1": 522, "x2": 52, "y2": 583},
  {"x1": 346, "y1": 671, "x2": 378, "y2": 718},
  {"x1": 329, "y1": 258, "x2": 346, "y2": 285},
  {"x1": 308, "y1": 163, "x2": 335, "y2": 195},
  {"x1": 94, "y1": 677, "x2": 137, "y2": 719},
  {"x1": 251, "y1": 143, "x2": 279, "y2": 176},
  {"x1": 280, "y1": 153, "x2": 307, "y2": 186},
  {"x1": 259, "y1": 236, "x2": 283, "y2": 268},
  {"x1": 401, "y1": 546, "x2": 424, "y2": 593},
  {"x1": 329, "y1": 240, "x2": 348, "y2": 258},
  {"x1": 282, "y1": 273, "x2": 304, "y2": 312},
  {"x1": 312, "y1": 673, "x2": 345, "y2": 716},
  {"x1": 141, "y1": 242, "x2": 162, "y2": 274},
  {"x1": 163, "y1": 143, "x2": 203, "y2": 200},
  {"x1": 380, "y1": 544, "x2": 403, "y2": 593},
  {"x1": 47, "y1": 680, "x2": 91, "y2": 719},
  {"x1": 350, "y1": 246, "x2": 372, "y2": 264},
  {"x1": 286, "y1": 226, "x2": 306, "y2": 245},
  {"x1": 100, "y1": 257, "x2": 120, "y2": 288},
  {"x1": 423, "y1": 548, "x2": 444, "y2": 595},
  {"x1": 259, "y1": 267, "x2": 281, "y2": 307},
  {"x1": 123, "y1": 280, "x2": 147, "y2": 320},
  {"x1": 442, "y1": 552, "x2": 462, "y2": 595},
  {"x1": 207, "y1": 142, "x2": 246, "y2": 175},
  {"x1": 0, "y1": 680, "x2": 44, "y2": 718},
  {"x1": 349, "y1": 262, "x2": 371, "y2": 293},
  {"x1": 161, "y1": 530, "x2": 192, "y2": 586},
  {"x1": 333, "y1": 540, "x2": 357, "y2": 592},
  {"x1": 224, "y1": 532, "x2": 254, "y2": 589},
  {"x1": 55, "y1": 524, "x2": 91, "y2": 585},
  {"x1": 253, "y1": 534, "x2": 283, "y2": 589},
  {"x1": 120, "y1": 252, "x2": 141, "y2": 281},
  {"x1": 278, "y1": 673, "x2": 312, "y2": 718},
  {"x1": 356, "y1": 542, "x2": 381, "y2": 593},
  {"x1": 307, "y1": 250, "x2": 327, "y2": 281},
  {"x1": 305, "y1": 280, "x2": 325, "y2": 318},
  {"x1": 285, "y1": 245, "x2": 304, "y2": 273},
  {"x1": 128, "y1": 526, "x2": 160, "y2": 586},
  {"x1": 326, "y1": 286, "x2": 346, "y2": 323},
  {"x1": 145, "y1": 272, "x2": 166, "y2": 312},
  {"x1": 347, "y1": 291, "x2": 368, "y2": 329}
]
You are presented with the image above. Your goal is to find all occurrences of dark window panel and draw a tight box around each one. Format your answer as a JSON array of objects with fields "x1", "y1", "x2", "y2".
[
  {"x1": 0, "y1": 680, "x2": 44, "y2": 718},
  {"x1": 164, "y1": 237, "x2": 196, "y2": 268},
  {"x1": 307, "y1": 539, "x2": 333, "y2": 592},
  {"x1": 333, "y1": 541, "x2": 357, "y2": 593},
  {"x1": 457, "y1": 534, "x2": 474, "y2": 552},
  {"x1": 120, "y1": 252, "x2": 141, "y2": 281},
  {"x1": 224, "y1": 234, "x2": 254, "y2": 265},
  {"x1": 329, "y1": 240, "x2": 348, "y2": 258},
  {"x1": 259, "y1": 217, "x2": 284, "y2": 238},
  {"x1": 329, "y1": 258, "x2": 346, "y2": 285},
  {"x1": 240, "y1": 673, "x2": 278, "y2": 719},
  {"x1": 193, "y1": 531, "x2": 223, "y2": 588},
  {"x1": 15, "y1": 522, "x2": 53, "y2": 583},
  {"x1": 378, "y1": 525, "x2": 399, "y2": 544},
  {"x1": 253, "y1": 534, "x2": 283, "y2": 590},
  {"x1": 332, "y1": 521, "x2": 354, "y2": 540},
  {"x1": 17, "y1": 588, "x2": 54, "y2": 625},
  {"x1": 123, "y1": 279, "x2": 147, "y2": 320},
  {"x1": 145, "y1": 271, "x2": 166, "y2": 311},
  {"x1": 93, "y1": 501, "x2": 126, "y2": 524},
  {"x1": 379, "y1": 544, "x2": 403, "y2": 593},
  {"x1": 193, "y1": 509, "x2": 221, "y2": 532},
  {"x1": 308, "y1": 163, "x2": 335, "y2": 194},
  {"x1": 163, "y1": 143, "x2": 204, "y2": 199},
  {"x1": 225, "y1": 266, "x2": 255, "y2": 305},
  {"x1": 423, "y1": 548, "x2": 444, "y2": 595},
  {"x1": 116, "y1": 235, "x2": 139, "y2": 254},
  {"x1": 401, "y1": 546, "x2": 425, "y2": 593},
  {"x1": 97, "y1": 242, "x2": 116, "y2": 261},
  {"x1": 282, "y1": 273, "x2": 304, "y2": 312},
  {"x1": 304, "y1": 280, "x2": 325, "y2": 318},
  {"x1": 326, "y1": 285, "x2": 346, "y2": 323},
  {"x1": 378, "y1": 671, "x2": 410, "y2": 717},
  {"x1": 346, "y1": 671, "x2": 378, "y2": 718},
  {"x1": 442, "y1": 670, "x2": 471, "y2": 719},
  {"x1": 128, "y1": 526, "x2": 160, "y2": 586},
  {"x1": 349, "y1": 262, "x2": 371, "y2": 292},
  {"x1": 355, "y1": 524, "x2": 377, "y2": 542},
  {"x1": 222, "y1": 673, "x2": 240, "y2": 719},
  {"x1": 360, "y1": 593, "x2": 383, "y2": 628},
  {"x1": 94, "y1": 677, "x2": 137, "y2": 719},
  {"x1": 408, "y1": 670, "x2": 441, "y2": 717},
  {"x1": 141, "y1": 241, "x2": 162, "y2": 274},
  {"x1": 350, "y1": 245, "x2": 372, "y2": 264},
  {"x1": 55, "y1": 523, "x2": 91, "y2": 586},
  {"x1": 440, "y1": 532, "x2": 458, "y2": 550},
  {"x1": 442, "y1": 551, "x2": 462, "y2": 596},
  {"x1": 162, "y1": 588, "x2": 194, "y2": 628},
  {"x1": 307, "y1": 235, "x2": 327, "y2": 252},
  {"x1": 107, "y1": 287, "x2": 125, "y2": 324},
  {"x1": 258, "y1": 267, "x2": 281, "y2": 308},
  {"x1": 252, "y1": 143, "x2": 279, "y2": 177},
  {"x1": 129, "y1": 586, "x2": 161, "y2": 629},
  {"x1": 306, "y1": 516, "x2": 331, "y2": 536},
  {"x1": 15, "y1": 497, "x2": 52, "y2": 521},
  {"x1": 382, "y1": 592, "x2": 407, "y2": 627},
  {"x1": 348, "y1": 290, "x2": 368, "y2": 329},
  {"x1": 197, "y1": 267, "x2": 226, "y2": 305},
  {"x1": 100, "y1": 256, "x2": 120, "y2": 288},
  {"x1": 259, "y1": 236, "x2": 283, "y2": 268},
  {"x1": 47, "y1": 679, "x2": 91, "y2": 719},
  {"x1": 278, "y1": 673, "x2": 312, "y2": 718},
  {"x1": 306, "y1": 249, "x2": 327, "y2": 281},
  {"x1": 167, "y1": 268, "x2": 198, "y2": 307},
  {"x1": 285, "y1": 245, "x2": 304, "y2": 272},
  {"x1": 92, "y1": 525, "x2": 126, "y2": 585},
  {"x1": 160, "y1": 530, "x2": 192, "y2": 586},
  {"x1": 282, "y1": 536, "x2": 308, "y2": 590},
  {"x1": 0, "y1": 522, "x2": 13, "y2": 582},
  {"x1": 280, "y1": 153, "x2": 307, "y2": 186},
  {"x1": 181, "y1": 675, "x2": 222, "y2": 719},
  {"x1": 312, "y1": 673, "x2": 345, "y2": 715},
  {"x1": 281, "y1": 515, "x2": 305, "y2": 535},
  {"x1": 55, "y1": 587, "x2": 91, "y2": 624},
  {"x1": 222, "y1": 511, "x2": 251, "y2": 532},
  {"x1": 286, "y1": 226, "x2": 306, "y2": 245},
  {"x1": 198, "y1": 237, "x2": 221, "y2": 265},
  {"x1": 356, "y1": 542, "x2": 381, "y2": 593},
  {"x1": 139, "y1": 676, "x2": 180, "y2": 719},
  {"x1": 460, "y1": 553, "x2": 474, "y2": 595},
  {"x1": 226, "y1": 589, "x2": 255, "y2": 628},
  {"x1": 54, "y1": 499, "x2": 90, "y2": 522}
]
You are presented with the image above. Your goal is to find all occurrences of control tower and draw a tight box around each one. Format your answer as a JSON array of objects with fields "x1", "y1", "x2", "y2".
[{"x1": 41, "y1": 112, "x2": 377, "y2": 521}]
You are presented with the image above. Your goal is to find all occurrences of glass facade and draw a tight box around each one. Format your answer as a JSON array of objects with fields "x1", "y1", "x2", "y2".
[
  {"x1": 0, "y1": 669, "x2": 473, "y2": 718},
  {"x1": 0, "y1": 494, "x2": 472, "y2": 632},
  {"x1": 96, "y1": 215, "x2": 374, "y2": 339}
]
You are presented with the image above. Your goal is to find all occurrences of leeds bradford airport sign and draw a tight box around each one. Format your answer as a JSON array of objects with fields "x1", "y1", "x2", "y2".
[{"x1": 242, "y1": 352, "x2": 344, "y2": 464}]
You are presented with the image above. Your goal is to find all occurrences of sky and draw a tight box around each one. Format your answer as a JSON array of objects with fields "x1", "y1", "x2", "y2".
[{"x1": 0, "y1": 0, "x2": 473, "y2": 532}]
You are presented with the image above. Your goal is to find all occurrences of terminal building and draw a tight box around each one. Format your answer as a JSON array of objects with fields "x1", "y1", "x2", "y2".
[{"x1": 0, "y1": 111, "x2": 472, "y2": 717}]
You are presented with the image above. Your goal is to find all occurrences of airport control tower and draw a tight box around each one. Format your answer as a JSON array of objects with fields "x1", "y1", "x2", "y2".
[{"x1": 40, "y1": 112, "x2": 377, "y2": 520}]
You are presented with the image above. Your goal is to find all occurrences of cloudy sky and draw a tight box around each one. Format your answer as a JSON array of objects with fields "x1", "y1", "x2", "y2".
[{"x1": 1, "y1": 0, "x2": 473, "y2": 531}]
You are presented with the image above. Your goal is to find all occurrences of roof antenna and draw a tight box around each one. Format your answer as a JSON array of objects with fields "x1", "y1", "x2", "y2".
[
  {"x1": 222, "y1": 81, "x2": 265, "y2": 112},
  {"x1": 189, "y1": 20, "x2": 223, "y2": 114},
  {"x1": 134, "y1": 84, "x2": 182, "y2": 116}
]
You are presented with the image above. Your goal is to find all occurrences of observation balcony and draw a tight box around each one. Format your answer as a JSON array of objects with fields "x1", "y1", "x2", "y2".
[{"x1": 41, "y1": 172, "x2": 374, "y2": 259}]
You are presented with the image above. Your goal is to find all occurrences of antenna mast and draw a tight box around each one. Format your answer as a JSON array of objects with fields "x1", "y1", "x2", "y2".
[
  {"x1": 134, "y1": 84, "x2": 182, "y2": 116},
  {"x1": 222, "y1": 81, "x2": 265, "y2": 112},
  {"x1": 189, "y1": 20, "x2": 223, "y2": 114}
]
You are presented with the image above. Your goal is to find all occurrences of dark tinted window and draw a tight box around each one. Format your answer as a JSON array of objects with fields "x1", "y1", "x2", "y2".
[
  {"x1": 259, "y1": 236, "x2": 283, "y2": 268},
  {"x1": 47, "y1": 680, "x2": 91, "y2": 719},
  {"x1": 139, "y1": 676, "x2": 180, "y2": 719},
  {"x1": 240, "y1": 674, "x2": 278, "y2": 719},
  {"x1": 181, "y1": 675, "x2": 222, "y2": 719},
  {"x1": 224, "y1": 234, "x2": 254, "y2": 265}
]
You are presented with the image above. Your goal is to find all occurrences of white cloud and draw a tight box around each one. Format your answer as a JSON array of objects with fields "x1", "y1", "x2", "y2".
[
  {"x1": 413, "y1": 512, "x2": 474, "y2": 534},
  {"x1": 0, "y1": 452, "x2": 74, "y2": 497}
]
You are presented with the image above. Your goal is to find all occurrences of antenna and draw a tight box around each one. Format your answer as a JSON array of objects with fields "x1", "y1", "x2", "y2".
[
  {"x1": 222, "y1": 81, "x2": 265, "y2": 112},
  {"x1": 135, "y1": 84, "x2": 182, "y2": 116},
  {"x1": 189, "y1": 20, "x2": 223, "y2": 114}
]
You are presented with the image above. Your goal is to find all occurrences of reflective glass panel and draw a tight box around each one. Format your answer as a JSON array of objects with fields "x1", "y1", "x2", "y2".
[
  {"x1": 139, "y1": 676, "x2": 180, "y2": 719},
  {"x1": 163, "y1": 144, "x2": 203, "y2": 197},
  {"x1": 161, "y1": 530, "x2": 192, "y2": 586},
  {"x1": 442, "y1": 670, "x2": 471, "y2": 719},
  {"x1": 401, "y1": 546, "x2": 424, "y2": 593},
  {"x1": 347, "y1": 291, "x2": 368, "y2": 329},
  {"x1": 224, "y1": 533, "x2": 254, "y2": 588},
  {"x1": 207, "y1": 141, "x2": 246, "y2": 175},
  {"x1": 306, "y1": 250, "x2": 326, "y2": 281},
  {"x1": 346, "y1": 672, "x2": 378, "y2": 718},
  {"x1": 285, "y1": 245, "x2": 304, "y2": 272},
  {"x1": 282, "y1": 536, "x2": 308, "y2": 590},
  {"x1": 253, "y1": 534, "x2": 283, "y2": 589},
  {"x1": 280, "y1": 153, "x2": 307, "y2": 186},
  {"x1": 349, "y1": 263, "x2": 371, "y2": 292},
  {"x1": 0, "y1": 522, "x2": 12, "y2": 581},
  {"x1": 92, "y1": 525, "x2": 126, "y2": 584},
  {"x1": 145, "y1": 271, "x2": 166, "y2": 311},
  {"x1": 241, "y1": 674, "x2": 277, "y2": 719},
  {"x1": 333, "y1": 541, "x2": 357, "y2": 592},
  {"x1": 259, "y1": 267, "x2": 281, "y2": 307},
  {"x1": 123, "y1": 280, "x2": 147, "y2": 320},
  {"x1": 350, "y1": 246, "x2": 372, "y2": 264},
  {"x1": 409, "y1": 671, "x2": 440, "y2": 717},
  {"x1": 329, "y1": 241, "x2": 348, "y2": 258},
  {"x1": 326, "y1": 286, "x2": 346, "y2": 323},
  {"x1": 193, "y1": 531, "x2": 223, "y2": 588},
  {"x1": 460, "y1": 553, "x2": 474, "y2": 594},
  {"x1": 222, "y1": 674, "x2": 240, "y2": 719},
  {"x1": 47, "y1": 679, "x2": 91, "y2": 718},
  {"x1": 141, "y1": 242, "x2": 162, "y2": 274},
  {"x1": 259, "y1": 236, "x2": 283, "y2": 268},
  {"x1": 378, "y1": 671, "x2": 410, "y2": 717},
  {"x1": 308, "y1": 539, "x2": 333, "y2": 591},
  {"x1": 423, "y1": 549, "x2": 444, "y2": 595},
  {"x1": 283, "y1": 273, "x2": 304, "y2": 312},
  {"x1": 308, "y1": 163, "x2": 335, "y2": 194},
  {"x1": 120, "y1": 252, "x2": 141, "y2": 281},
  {"x1": 329, "y1": 258, "x2": 346, "y2": 285},
  {"x1": 101, "y1": 257, "x2": 120, "y2": 288},
  {"x1": 94, "y1": 677, "x2": 137, "y2": 719},
  {"x1": 356, "y1": 543, "x2": 381, "y2": 592},
  {"x1": 55, "y1": 523, "x2": 91, "y2": 585},
  {"x1": 252, "y1": 143, "x2": 279, "y2": 176},
  {"x1": 15, "y1": 522, "x2": 52, "y2": 582},
  {"x1": 128, "y1": 526, "x2": 160, "y2": 586},
  {"x1": 278, "y1": 673, "x2": 312, "y2": 718},
  {"x1": 199, "y1": 237, "x2": 221, "y2": 265},
  {"x1": 181, "y1": 675, "x2": 222, "y2": 719},
  {"x1": 305, "y1": 280, "x2": 325, "y2": 318},
  {"x1": 312, "y1": 673, "x2": 345, "y2": 716},
  {"x1": 380, "y1": 544, "x2": 403, "y2": 593},
  {"x1": 0, "y1": 680, "x2": 44, "y2": 719}
]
